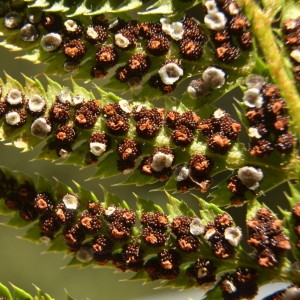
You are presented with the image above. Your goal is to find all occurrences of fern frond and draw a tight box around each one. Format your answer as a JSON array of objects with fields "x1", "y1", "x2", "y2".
[
  {"x1": 0, "y1": 74, "x2": 297, "y2": 203},
  {"x1": 0, "y1": 281, "x2": 56, "y2": 300},
  {"x1": 0, "y1": 0, "x2": 300, "y2": 298},
  {"x1": 0, "y1": 166, "x2": 299, "y2": 299}
]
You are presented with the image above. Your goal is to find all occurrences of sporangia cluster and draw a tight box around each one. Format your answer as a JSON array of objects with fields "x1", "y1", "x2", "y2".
[
  {"x1": 0, "y1": 165, "x2": 296, "y2": 299},
  {"x1": 0, "y1": 0, "x2": 255, "y2": 93},
  {"x1": 0, "y1": 0, "x2": 299, "y2": 299}
]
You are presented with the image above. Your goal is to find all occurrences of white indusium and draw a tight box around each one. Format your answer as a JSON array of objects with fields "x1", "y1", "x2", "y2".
[
  {"x1": 158, "y1": 63, "x2": 184, "y2": 85},
  {"x1": 6, "y1": 89, "x2": 23, "y2": 105},
  {"x1": 248, "y1": 127, "x2": 262, "y2": 139},
  {"x1": 40, "y1": 33, "x2": 62, "y2": 52},
  {"x1": 76, "y1": 247, "x2": 94, "y2": 263},
  {"x1": 105, "y1": 206, "x2": 116, "y2": 216},
  {"x1": 115, "y1": 33, "x2": 130, "y2": 48},
  {"x1": 160, "y1": 18, "x2": 184, "y2": 41},
  {"x1": 224, "y1": 226, "x2": 242, "y2": 247},
  {"x1": 187, "y1": 79, "x2": 211, "y2": 99},
  {"x1": 151, "y1": 152, "x2": 174, "y2": 172},
  {"x1": 237, "y1": 166, "x2": 264, "y2": 190},
  {"x1": 189, "y1": 218, "x2": 205, "y2": 236},
  {"x1": 57, "y1": 90, "x2": 72, "y2": 104},
  {"x1": 204, "y1": 0, "x2": 218, "y2": 14},
  {"x1": 31, "y1": 117, "x2": 51, "y2": 139},
  {"x1": 213, "y1": 108, "x2": 226, "y2": 119},
  {"x1": 64, "y1": 19, "x2": 79, "y2": 32},
  {"x1": 119, "y1": 99, "x2": 131, "y2": 113},
  {"x1": 204, "y1": 12, "x2": 227, "y2": 31},
  {"x1": 202, "y1": 67, "x2": 226, "y2": 89},
  {"x1": 174, "y1": 165, "x2": 190, "y2": 181},
  {"x1": 242, "y1": 88, "x2": 264, "y2": 108},
  {"x1": 90, "y1": 142, "x2": 107, "y2": 156},
  {"x1": 28, "y1": 94, "x2": 46, "y2": 112},
  {"x1": 62, "y1": 194, "x2": 79, "y2": 210},
  {"x1": 5, "y1": 111, "x2": 21, "y2": 126}
]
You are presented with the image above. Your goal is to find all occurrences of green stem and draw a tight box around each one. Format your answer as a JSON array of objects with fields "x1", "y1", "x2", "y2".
[{"x1": 238, "y1": 0, "x2": 300, "y2": 138}]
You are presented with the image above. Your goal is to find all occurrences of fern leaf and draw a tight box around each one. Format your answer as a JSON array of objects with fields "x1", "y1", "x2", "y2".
[
  {"x1": 0, "y1": 162, "x2": 299, "y2": 295},
  {"x1": 0, "y1": 282, "x2": 55, "y2": 300},
  {"x1": 0, "y1": 74, "x2": 298, "y2": 203}
]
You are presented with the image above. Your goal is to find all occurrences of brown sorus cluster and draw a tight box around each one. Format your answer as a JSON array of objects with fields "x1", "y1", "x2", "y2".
[
  {"x1": 63, "y1": 224, "x2": 86, "y2": 251},
  {"x1": 2, "y1": 3, "x2": 254, "y2": 94},
  {"x1": 117, "y1": 139, "x2": 141, "y2": 161},
  {"x1": 141, "y1": 211, "x2": 169, "y2": 247},
  {"x1": 146, "y1": 33, "x2": 170, "y2": 56},
  {"x1": 167, "y1": 109, "x2": 200, "y2": 146},
  {"x1": 78, "y1": 210, "x2": 102, "y2": 234},
  {"x1": 55, "y1": 125, "x2": 76, "y2": 145},
  {"x1": 5, "y1": 181, "x2": 38, "y2": 221},
  {"x1": 189, "y1": 154, "x2": 213, "y2": 183},
  {"x1": 204, "y1": 213, "x2": 236, "y2": 259},
  {"x1": 92, "y1": 234, "x2": 113, "y2": 264},
  {"x1": 95, "y1": 45, "x2": 118, "y2": 67},
  {"x1": 113, "y1": 243, "x2": 144, "y2": 272},
  {"x1": 247, "y1": 208, "x2": 291, "y2": 267},
  {"x1": 102, "y1": 102, "x2": 129, "y2": 118},
  {"x1": 144, "y1": 249, "x2": 181, "y2": 280},
  {"x1": 207, "y1": 0, "x2": 253, "y2": 62},
  {"x1": 33, "y1": 193, "x2": 55, "y2": 214},
  {"x1": 171, "y1": 215, "x2": 200, "y2": 252},
  {"x1": 292, "y1": 203, "x2": 300, "y2": 249},
  {"x1": 134, "y1": 106, "x2": 164, "y2": 139},
  {"x1": 186, "y1": 257, "x2": 216, "y2": 286},
  {"x1": 245, "y1": 82, "x2": 295, "y2": 156},
  {"x1": 219, "y1": 268, "x2": 258, "y2": 300},
  {"x1": 179, "y1": 16, "x2": 208, "y2": 60},
  {"x1": 54, "y1": 202, "x2": 76, "y2": 225},
  {"x1": 116, "y1": 52, "x2": 151, "y2": 83},
  {"x1": 39, "y1": 214, "x2": 60, "y2": 239},
  {"x1": 74, "y1": 100, "x2": 101, "y2": 129},
  {"x1": 85, "y1": 24, "x2": 108, "y2": 45},
  {"x1": 227, "y1": 175, "x2": 248, "y2": 205},
  {"x1": 62, "y1": 39, "x2": 87, "y2": 61},
  {"x1": 49, "y1": 102, "x2": 71, "y2": 123},
  {"x1": 198, "y1": 111, "x2": 241, "y2": 154},
  {"x1": 104, "y1": 206, "x2": 136, "y2": 241},
  {"x1": 282, "y1": 17, "x2": 300, "y2": 82},
  {"x1": 176, "y1": 154, "x2": 213, "y2": 193},
  {"x1": 106, "y1": 114, "x2": 130, "y2": 136},
  {"x1": 139, "y1": 146, "x2": 174, "y2": 181},
  {"x1": 0, "y1": 101, "x2": 7, "y2": 117},
  {"x1": 63, "y1": 19, "x2": 84, "y2": 39},
  {"x1": 54, "y1": 125, "x2": 76, "y2": 156}
]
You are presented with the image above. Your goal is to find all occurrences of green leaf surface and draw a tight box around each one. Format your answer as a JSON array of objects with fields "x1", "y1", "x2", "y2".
[
  {"x1": 197, "y1": 196, "x2": 224, "y2": 224},
  {"x1": 33, "y1": 284, "x2": 55, "y2": 300},
  {"x1": 135, "y1": 194, "x2": 164, "y2": 217},
  {"x1": 282, "y1": 182, "x2": 300, "y2": 261},
  {"x1": 166, "y1": 191, "x2": 195, "y2": 219},
  {"x1": 22, "y1": 224, "x2": 43, "y2": 243},
  {"x1": 11, "y1": 283, "x2": 32, "y2": 300},
  {"x1": 0, "y1": 282, "x2": 13, "y2": 300},
  {"x1": 6, "y1": 212, "x2": 33, "y2": 228}
]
